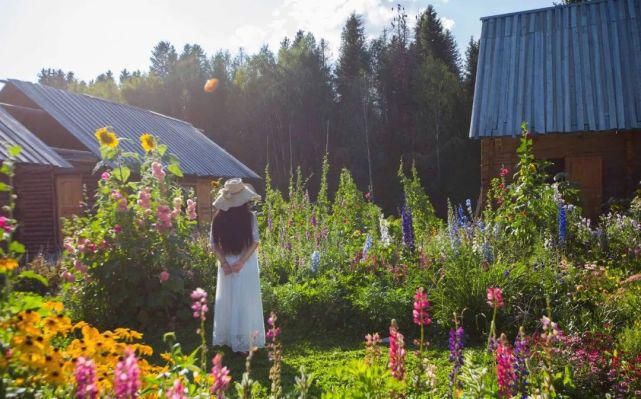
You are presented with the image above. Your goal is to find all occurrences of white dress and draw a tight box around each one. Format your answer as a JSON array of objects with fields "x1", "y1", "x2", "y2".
[{"x1": 212, "y1": 213, "x2": 266, "y2": 352}]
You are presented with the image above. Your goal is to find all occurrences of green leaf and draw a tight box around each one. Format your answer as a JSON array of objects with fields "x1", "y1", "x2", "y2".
[
  {"x1": 0, "y1": 164, "x2": 11, "y2": 175},
  {"x1": 112, "y1": 166, "x2": 131, "y2": 183},
  {"x1": 8, "y1": 144, "x2": 22, "y2": 157},
  {"x1": 17, "y1": 270, "x2": 49, "y2": 287},
  {"x1": 0, "y1": 182, "x2": 11, "y2": 192},
  {"x1": 9, "y1": 241, "x2": 25, "y2": 254},
  {"x1": 167, "y1": 163, "x2": 183, "y2": 177},
  {"x1": 157, "y1": 144, "x2": 168, "y2": 156}
]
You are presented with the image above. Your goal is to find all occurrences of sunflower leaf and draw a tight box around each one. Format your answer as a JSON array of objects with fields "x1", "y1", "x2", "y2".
[{"x1": 112, "y1": 166, "x2": 131, "y2": 183}]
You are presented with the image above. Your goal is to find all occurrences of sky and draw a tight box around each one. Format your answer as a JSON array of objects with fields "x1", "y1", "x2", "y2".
[{"x1": 0, "y1": 0, "x2": 553, "y2": 82}]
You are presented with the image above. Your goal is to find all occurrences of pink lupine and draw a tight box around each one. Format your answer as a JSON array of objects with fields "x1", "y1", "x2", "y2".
[
  {"x1": 113, "y1": 348, "x2": 141, "y2": 399},
  {"x1": 165, "y1": 378, "x2": 186, "y2": 399},
  {"x1": 159, "y1": 271, "x2": 170, "y2": 283},
  {"x1": 151, "y1": 162, "x2": 165, "y2": 182},
  {"x1": 186, "y1": 199, "x2": 197, "y2": 220},
  {"x1": 113, "y1": 224, "x2": 122, "y2": 234},
  {"x1": 137, "y1": 188, "x2": 151, "y2": 210},
  {"x1": 413, "y1": 287, "x2": 431, "y2": 326},
  {"x1": 210, "y1": 353, "x2": 231, "y2": 398},
  {"x1": 191, "y1": 288, "x2": 208, "y2": 321},
  {"x1": 266, "y1": 313, "x2": 281, "y2": 341},
  {"x1": 495, "y1": 335, "x2": 517, "y2": 398},
  {"x1": 486, "y1": 287, "x2": 505, "y2": 309},
  {"x1": 389, "y1": 321, "x2": 406, "y2": 380},
  {"x1": 74, "y1": 356, "x2": 98, "y2": 399}
]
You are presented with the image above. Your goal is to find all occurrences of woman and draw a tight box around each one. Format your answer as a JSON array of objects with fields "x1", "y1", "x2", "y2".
[{"x1": 210, "y1": 178, "x2": 265, "y2": 353}]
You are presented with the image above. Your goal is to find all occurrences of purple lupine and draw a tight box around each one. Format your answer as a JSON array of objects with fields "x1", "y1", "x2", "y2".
[
  {"x1": 448, "y1": 326, "x2": 464, "y2": 390},
  {"x1": 513, "y1": 327, "x2": 530, "y2": 398},
  {"x1": 74, "y1": 357, "x2": 98, "y2": 399},
  {"x1": 113, "y1": 348, "x2": 141, "y2": 399},
  {"x1": 401, "y1": 205, "x2": 415, "y2": 251}
]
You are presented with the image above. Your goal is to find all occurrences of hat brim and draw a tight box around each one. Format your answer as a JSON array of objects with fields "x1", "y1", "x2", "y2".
[{"x1": 212, "y1": 184, "x2": 261, "y2": 211}]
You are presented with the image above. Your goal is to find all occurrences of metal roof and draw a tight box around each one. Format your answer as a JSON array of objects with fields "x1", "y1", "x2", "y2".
[
  {"x1": 469, "y1": 0, "x2": 641, "y2": 138},
  {"x1": 0, "y1": 105, "x2": 72, "y2": 168},
  {"x1": 6, "y1": 79, "x2": 259, "y2": 178}
]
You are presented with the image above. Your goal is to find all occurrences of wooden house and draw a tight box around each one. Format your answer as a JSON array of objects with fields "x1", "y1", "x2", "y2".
[
  {"x1": 470, "y1": 0, "x2": 641, "y2": 218},
  {"x1": 0, "y1": 79, "x2": 259, "y2": 256}
]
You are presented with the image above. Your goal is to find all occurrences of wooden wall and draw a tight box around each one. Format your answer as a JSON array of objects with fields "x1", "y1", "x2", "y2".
[
  {"x1": 480, "y1": 131, "x2": 641, "y2": 218},
  {"x1": 12, "y1": 165, "x2": 59, "y2": 257}
]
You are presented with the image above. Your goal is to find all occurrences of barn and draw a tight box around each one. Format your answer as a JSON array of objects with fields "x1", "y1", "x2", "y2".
[
  {"x1": 470, "y1": 0, "x2": 641, "y2": 218},
  {"x1": 0, "y1": 79, "x2": 259, "y2": 256}
]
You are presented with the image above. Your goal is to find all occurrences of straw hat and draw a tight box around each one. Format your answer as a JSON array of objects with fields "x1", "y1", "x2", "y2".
[{"x1": 212, "y1": 178, "x2": 261, "y2": 211}]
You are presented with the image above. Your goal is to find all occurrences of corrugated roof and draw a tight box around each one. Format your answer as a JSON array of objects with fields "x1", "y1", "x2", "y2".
[
  {"x1": 0, "y1": 105, "x2": 72, "y2": 168},
  {"x1": 6, "y1": 79, "x2": 259, "y2": 178},
  {"x1": 469, "y1": 0, "x2": 641, "y2": 138}
]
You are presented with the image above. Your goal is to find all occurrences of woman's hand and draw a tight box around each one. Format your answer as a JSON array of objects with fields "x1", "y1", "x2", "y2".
[
  {"x1": 222, "y1": 261, "x2": 233, "y2": 275},
  {"x1": 230, "y1": 260, "x2": 245, "y2": 273}
]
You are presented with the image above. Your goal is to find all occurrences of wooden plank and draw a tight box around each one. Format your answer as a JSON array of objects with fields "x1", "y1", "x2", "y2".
[
  {"x1": 571, "y1": 6, "x2": 585, "y2": 131},
  {"x1": 580, "y1": 7, "x2": 596, "y2": 131},
  {"x1": 590, "y1": 4, "x2": 606, "y2": 130},
  {"x1": 566, "y1": 155, "x2": 603, "y2": 219},
  {"x1": 600, "y1": 1, "x2": 618, "y2": 129},
  {"x1": 545, "y1": 10, "x2": 554, "y2": 132},
  {"x1": 609, "y1": 2, "x2": 626, "y2": 128},
  {"x1": 562, "y1": 6, "x2": 572, "y2": 131},
  {"x1": 506, "y1": 14, "x2": 520, "y2": 135}
]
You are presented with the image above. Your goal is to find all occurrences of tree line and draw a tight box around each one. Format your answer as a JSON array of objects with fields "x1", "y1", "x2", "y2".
[{"x1": 38, "y1": 5, "x2": 480, "y2": 215}]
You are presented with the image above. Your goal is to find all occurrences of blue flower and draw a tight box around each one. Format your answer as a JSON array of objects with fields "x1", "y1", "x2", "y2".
[
  {"x1": 362, "y1": 234, "x2": 373, "y2": 260},
  {"x1": 401, "y1": 205, "x2": 415, "y2": 251},
  {"x1": 557, "y1": 204, "x2": 567, "y2": 246},
  {"x1": 310, "y1": 251, "x2": 320, "y2": 273}
]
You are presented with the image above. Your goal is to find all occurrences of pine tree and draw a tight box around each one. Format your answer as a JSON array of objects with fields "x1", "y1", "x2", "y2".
[
  {"x1": 150, "y1": 41, "x2": 177, "y2": 79},
  {"x1": 414, "y1": 5, "x2": 460, "y2": 77}
]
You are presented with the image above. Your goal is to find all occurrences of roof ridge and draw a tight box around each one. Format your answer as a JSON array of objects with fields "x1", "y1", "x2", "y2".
[
  {"x1": 481, "y1": 0, "x2": 613, "y2": 21},
  {"x1": 8, "y1": 79, "x2": 195, "y2": 127}
]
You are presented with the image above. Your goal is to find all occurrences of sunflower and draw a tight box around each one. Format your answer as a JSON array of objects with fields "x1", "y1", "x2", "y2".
[
  {"x1": 204, "y1": 78, "x2": 219, "y2": 93},
  {"x1": 95, "y1": 127, "x2": 119, "y2": 148},
  {"x1": 140, "y1": 133, "x2": 156, "y2": 153},
  {"x1": 0, "y1": 257, "x2": 18, "y2": 273}
]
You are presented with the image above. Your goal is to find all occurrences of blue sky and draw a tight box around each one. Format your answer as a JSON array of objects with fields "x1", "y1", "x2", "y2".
[{"x1": 0, "y1": 0, "x2": 553, "y2": 82}]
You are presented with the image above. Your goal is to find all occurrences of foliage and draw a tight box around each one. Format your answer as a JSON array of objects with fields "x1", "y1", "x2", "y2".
[{"x1": 61, "y1": 129, "x2": 217, "y2": 334}]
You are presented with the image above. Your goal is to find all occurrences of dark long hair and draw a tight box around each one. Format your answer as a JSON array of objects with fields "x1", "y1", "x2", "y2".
[{"x1": 211, "y1": 203, "x2": 253, "y2": 255}]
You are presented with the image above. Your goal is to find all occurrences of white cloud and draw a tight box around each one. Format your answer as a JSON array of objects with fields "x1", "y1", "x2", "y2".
[{"x1": 441, "y1": 17, "x2": 455, "y2": 31}]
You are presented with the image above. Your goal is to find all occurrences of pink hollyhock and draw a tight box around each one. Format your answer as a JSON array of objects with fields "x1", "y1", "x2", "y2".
[
  {"x1": 113, "y1": 348, "x2": 141, "y2": 399},
  {"x1": 151, "y1": 162, "x2": 166, "y2": 182},
  {"x1": 413, "y1": 287, "x2": 431, "y2": 326},
  {"x1": 389, "y1": 322, "x2": 406, "y2": 380},
  {"x1": 74, "y1": 356, "x2": 98, "y2": 399},
  {"x1": 210, "y1": 353, "x2": 231, "y2": 398},
  {"x1": 137, "y1": 188, "x2": 151, "y2": 210},
  {"x1": 165, "y1": 378, "x2": 186, "y2": 399},
  {"x1": 159, "y1": 271, "x2": 170, "y2": 283},
  {"x1": 156, "y1": 205, "x2": 173, "y2": 231},
  {"x1": 0, "y1": 216, "x2": 14, "y2": 234},
  {"x1": 186, "y1": 199, "x2": 197, "y2": 221},
  {"x1": 191, "y1": 288, "x2": 208, "y2": 321},
  {"x1": 487, "y1": 287, "x2": 505, "y2": 309},
  {"x1": 112, "y1": 190, "x2": 128, "y2": 212},
  {"x1": 74, "y1": 260, "x2": 88, "y2": 274},
  {"x1": 62, "y1": 270, "x2": 75, "y2": 282},
  {"x1": 63, "y1": 237, "x2": 75, "y2": 253},
  {"x1": 495, "y1": 336, "x2": 517, "y2": 398},
  {"x1": 499, "y1": 167, "x2": 509, "y2": 178},
  {"x1": 101, "y1": 171, "x2": 111, "y2": 181}
]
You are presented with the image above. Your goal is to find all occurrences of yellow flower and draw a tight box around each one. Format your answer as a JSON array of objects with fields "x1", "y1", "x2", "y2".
[
  {"x1": 0, "y1": 257, "x2": 18, "y2": 273},
  {"x1": 140, "y1": 133, "x2": 156, "y2": 153},
  {"x1": 95, "y1": 127, "x2": 119, "y2": 148},
  {"x1": 211, "y1": 179, "x2": 221, "y2": 189}
]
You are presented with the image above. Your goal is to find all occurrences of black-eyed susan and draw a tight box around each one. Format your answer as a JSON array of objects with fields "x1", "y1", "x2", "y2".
[
  {"x1": 139, "y1": 133, "x2": 156, "y2": 153},
  {"x1": 95, "y1": 127, "x2": 119, "y2": 148},
  {"x1": 204, "y1": 78, "x2": 219, "y2": 93},
  {"x1": 0, "y1": 257, "x2": 18, "y2": 273}
]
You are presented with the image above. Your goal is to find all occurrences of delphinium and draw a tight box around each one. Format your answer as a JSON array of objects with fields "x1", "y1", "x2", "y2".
[
  {"x1": 113, "y1": 348, "x2": 141, "y2": 399},
  {"x1": 389, "y1": 319, "x2": 406, "y2": 380},
  {"x1": 266, "y1": 312, "x2": 283, "y2": 398},
  {"x1": 190, "y1": 288, "x2": 209, "y2": 370},
  {"x1": 557, "y1": 203, "x2": 567, "y2": 246},
  {"x1": 401, "y1": 205, "x2": 415, "y2": 252},
  {"x1": 210, "y1": 353, "x2": 231, "y2": 399},
  {"x1": 362, "y1": 234, "x2": 373, "y2": 261},
  {"x1": 310, "y1": 250, "x2": 320, "y2": 273}
]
